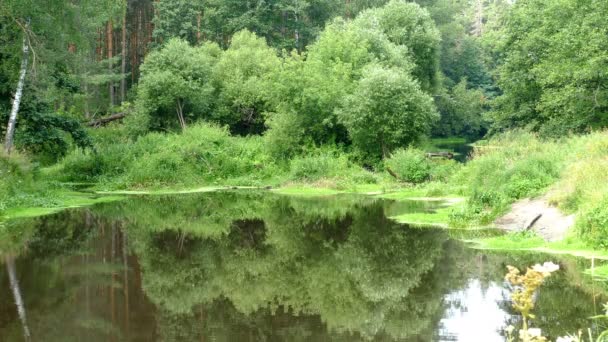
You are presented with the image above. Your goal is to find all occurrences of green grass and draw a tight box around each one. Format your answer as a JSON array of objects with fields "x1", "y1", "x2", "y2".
[
  {"x1": 2, "y1": 192, "x2": 124, "y2": 220},
  {"x1": 467, "y1": 232, "x2": 608, "y2": 260},
  {"x1": 390, "y1": 200, "x2": 464, "y2": 228},
  {"x1": 271, "y1": 186, "x2": 343, "y2": 197}
]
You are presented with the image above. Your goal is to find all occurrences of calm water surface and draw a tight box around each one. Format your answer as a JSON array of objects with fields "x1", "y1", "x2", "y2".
[{"x1": 0, "y1": 191, "x2": 604, "y2": 341}]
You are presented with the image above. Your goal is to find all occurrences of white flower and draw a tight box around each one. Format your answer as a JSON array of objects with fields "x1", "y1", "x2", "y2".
[
  {"x1": 556, "y1": 336, "x2": 576, "y2": 342},
  {"x1": 505, "y1": 325, "x2": 515, "y2": 334},
  {"x1": 532, "y1": 261, "x2": 560, "y2": 274}
]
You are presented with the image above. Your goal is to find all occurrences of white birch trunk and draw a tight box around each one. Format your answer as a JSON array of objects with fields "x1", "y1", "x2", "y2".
[{"x1": 4, "y1": 21, "x2": 30, "y2": 155}]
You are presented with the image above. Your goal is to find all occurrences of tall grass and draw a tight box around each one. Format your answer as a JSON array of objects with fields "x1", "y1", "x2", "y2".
[
  {"x1": 449, "y1": 130, "x2": 608, "y2": 247},
  {"x1": 52, "y1": 123, "x2": 381, "y2": 190}
]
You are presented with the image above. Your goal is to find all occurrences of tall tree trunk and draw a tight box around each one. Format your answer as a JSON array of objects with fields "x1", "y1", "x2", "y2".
[
  {"x1": 6, "y1": 256, "x2": 31, "y2": 341},
  {"x1": 4, "y1": 20, "x2": 30, "y2": 155},
  {"x1": 107, "y1": 20, "x2": 115, "y2": 107},
  {"x1": 121, "y1": 8, "x2": 127, "y2": 103},
  {"x1": 472, "y1": 0, "x2": 484, "y2": 37},
  {"x1": 345, "y1": 0, "x2": 351, "y2": 19},
  {"x1": 197, "y1": 11, "x2": 202, "y2": 44},
  {"x1": 294, "y1": 13, "x2": 300, "y2": 52}
]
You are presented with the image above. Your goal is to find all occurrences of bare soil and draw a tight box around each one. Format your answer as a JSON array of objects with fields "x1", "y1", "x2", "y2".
[{"x1": 494, "y1": 196, "x2": 575, "y2": 242}]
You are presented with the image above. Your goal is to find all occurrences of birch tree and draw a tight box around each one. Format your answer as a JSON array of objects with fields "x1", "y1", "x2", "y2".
[{"x1": 3, "y1": 20, "x2": 29, "y2": 155}]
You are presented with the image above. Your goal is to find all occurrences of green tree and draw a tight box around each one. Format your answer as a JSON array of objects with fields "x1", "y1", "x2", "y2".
[
  {"x1": 212, "y1": 30, "x2": 279, "y2": 135},
  {"x1": 433, "y1": 79, "x2": 487, "y2": 138},
  {"x1": 338, "y1": 65, "x2": 438, "y2": 160},
  {"x1": 354, "y1": 0, "x2": 441, "y2": 92},
  {"x1": 487, "y1": 0, "x2": 608, "y2": 136},
  {"x1": 135, "y1": 39, "x2": 220, "y2": 131}
]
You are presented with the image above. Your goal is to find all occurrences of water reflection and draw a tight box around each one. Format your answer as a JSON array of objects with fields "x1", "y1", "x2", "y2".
[{"x1": 0, "y1": 191, "x2": 604, "y2": 341}]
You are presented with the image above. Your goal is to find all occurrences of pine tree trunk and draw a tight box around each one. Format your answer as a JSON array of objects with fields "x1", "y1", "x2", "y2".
[
  {"x1": 4, "y1": 20, "x2": 30, "y2": 155},
  {"x1": 108, "y1": 20, "x2": 115, "y2": 107},
  {"x1": 121, "y1": 9, "x2": 127, "y2": 103}
]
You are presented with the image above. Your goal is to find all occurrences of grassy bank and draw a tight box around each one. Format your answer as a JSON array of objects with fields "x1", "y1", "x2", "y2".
[
  {"x1": 7, "y1": 123, "x2": 608, "y2": 252},
  {"x1": 0, "y1": 152, "x2": 124, "y2": 221},
  {"x1": 443, "y1": 130, "x2": 608, "y2": 249}
]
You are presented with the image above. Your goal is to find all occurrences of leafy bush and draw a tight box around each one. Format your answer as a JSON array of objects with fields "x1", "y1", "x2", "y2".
[
  {"x1": 576, "y1": 196, "x2": 608, "y2": 248},
  {"x1": 453, "y1": 131, "x2": 563, "y2": 224},
  {"x1": 289, "y1": 151, "x2": 352, "y2": 182},
  {"x1": 0, "y1": 153, "x2": 34, "y2": 211},
  {"x1": 55, "y1": 123, "x2": 295, "y2": 188},
  {"x1": 385, "y1": 148, "x2": 431, "y2": 184},
  {"x1": 429, "y1": 159, "x2": 461, "y2": 182}
]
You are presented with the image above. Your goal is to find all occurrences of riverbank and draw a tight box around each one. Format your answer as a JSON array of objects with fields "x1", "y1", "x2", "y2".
[{"x1": 3, "y1": 129, "x2": 608, "y2": 259}]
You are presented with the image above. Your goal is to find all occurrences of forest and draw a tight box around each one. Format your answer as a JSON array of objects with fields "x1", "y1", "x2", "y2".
[
  {"x1": 2, "y1": 0, "x2": 607, "y2": 237},
  {"x1": 2, "y1": 0, "x2": 608, "y2": 340},
  {"x1": 3, "y1": 0, "x2": 608, "y2": 254}
]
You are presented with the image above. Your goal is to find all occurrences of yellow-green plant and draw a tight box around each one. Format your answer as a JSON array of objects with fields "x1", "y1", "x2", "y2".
[{"x1": 505, "y1": 262, "x2": 560, "y2": 341}]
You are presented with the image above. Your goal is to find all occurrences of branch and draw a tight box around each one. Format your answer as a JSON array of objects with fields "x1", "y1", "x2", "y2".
[{"x1": 87, "y1": 113, "x2": 126, "y2": 127}]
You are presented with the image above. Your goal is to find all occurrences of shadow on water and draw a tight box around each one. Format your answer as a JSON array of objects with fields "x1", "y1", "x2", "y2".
[{"x1": 0, "y1": 191, "x2": 605, "y2": 341}]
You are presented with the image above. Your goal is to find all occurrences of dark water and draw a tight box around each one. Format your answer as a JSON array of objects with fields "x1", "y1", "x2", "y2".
[
  {"x1": 432, "y1": 140, "x2": 474, "y2": 163},
  {"x1": 0, "y1": 191, "x2": 604, "y2": 341}
]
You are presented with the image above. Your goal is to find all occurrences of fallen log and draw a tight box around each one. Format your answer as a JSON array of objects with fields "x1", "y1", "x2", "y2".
[
  {"x1": 87, "y1": 113, "x2": 126, "y2": 127},
  {"x1": 425, "y1": 152, "x2": 454, "y2": 159},
  {"x1": 386, "y1": 167, "x2": 400, "y2": 180}
]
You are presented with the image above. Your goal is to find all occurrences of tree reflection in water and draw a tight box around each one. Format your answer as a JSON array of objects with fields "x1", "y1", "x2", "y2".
[{"x1": 0, "y1": 191, "x2": 604, "y2": 341}]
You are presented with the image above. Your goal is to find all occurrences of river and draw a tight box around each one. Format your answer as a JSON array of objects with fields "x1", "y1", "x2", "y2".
[{"x1": 0, "y1": 191, "x2": 603, "y2": 341}]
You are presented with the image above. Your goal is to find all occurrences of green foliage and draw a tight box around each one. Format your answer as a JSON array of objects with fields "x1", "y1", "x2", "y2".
[
  {"x1": 151, "y1": 0, "x2": 205, "y2": 45},
  {"x1": 212, "y1": 30, "x2": 279, "y2": 135},
  {"x1": 289, "y1": 150, "x2": 352, "y2": 182},
  {"x1": 487, "y1": 0, "x2": 608, "y2": 136},
  {"x1": 135, "y1": 39, "x2": 219, "y2": 132},
  {"x1": 57, "y1": 123, "x2": 283, "y2": 188},
  {"x1": 338, "y1": 65, "x2": 438, "y2": 161},
  {"x1": 576, "y1": 196, "x2": 608, "y2": 249},
  {"x1": 385, "y1": 148, "x2": 431, "y2": 184},
  {"x1": 355, "y1": 0, "x2": 441, "y2": 92},
  {"x1": 433, "y1": 79, "x2": 488, "y2": 138},
  {"x1": 263, "y1": 109, "x2": 304, "y2": 160},
  {"x1": 0, "y1": 152, "x2": 33, "y2": 213},
  {"x1": 453, "y1": 131, "x2": 563, "y2": 224}
]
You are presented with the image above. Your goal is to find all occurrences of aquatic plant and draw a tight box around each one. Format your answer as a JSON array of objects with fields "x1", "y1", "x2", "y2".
[{"x1": 505, "y1": 261, "x2": 560, "y2": 341}]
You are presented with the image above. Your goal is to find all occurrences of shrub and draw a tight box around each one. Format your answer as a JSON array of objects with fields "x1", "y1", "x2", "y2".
[
  {"x1": 429, "y1": 159, "x2": 461, "y2": 182},
  {"x1": 576, "y1": 196, "x2": 608, "y2": 248},
  {"x1": 454, "y1": 131, "x2": 563, "y2": 221},
  {"x1": 289, "y1": 150, "x2": 351, "y2": 182},
  {"x1": 385, "y1": 148, "x2": 431, "y2": 184}
]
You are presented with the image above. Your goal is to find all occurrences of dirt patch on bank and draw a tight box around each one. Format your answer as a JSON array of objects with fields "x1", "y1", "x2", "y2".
[{"x1": 494, "y1": 197, "x2": 575, "y2": 242}]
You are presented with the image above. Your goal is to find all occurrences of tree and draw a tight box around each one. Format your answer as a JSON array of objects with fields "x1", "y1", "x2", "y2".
[
  {"x1": 338, "y1": 65, "x2": 438, "y2": 160},
  {"x1": 487, "y1": 0, "x2": 608, "y2": 136},
  {"x1": 433, "y1": 78, "x2": 487, "y2": 138},
  {"x1": 212, "y1": 30, "x2": 279, "y2": 135},
  {"x1": 3, "y1": 19, "x2": 29, "y2": 155},
  {"x1": 0, "y1": 0, "x2": 123, "y2": 156},
  {"x1": 151, "y1": 0, "x2": 205, "y2": 46},
  {"x1": 135, "y1": 39, "x2": 219, "y2": 131},
  {"x1": 354, "y1": 0, "x2": 441, "y2": 92}
]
